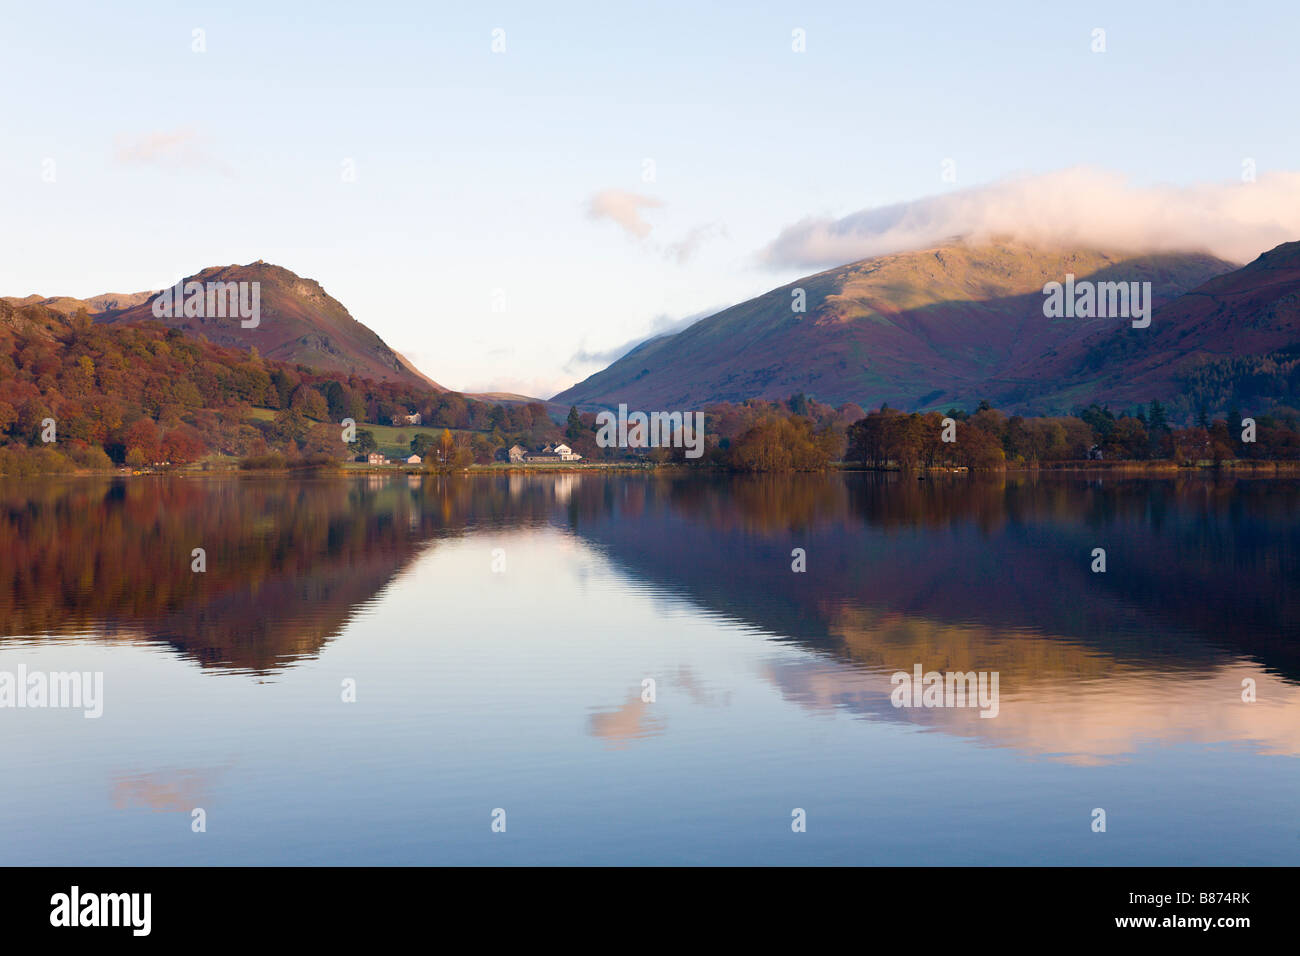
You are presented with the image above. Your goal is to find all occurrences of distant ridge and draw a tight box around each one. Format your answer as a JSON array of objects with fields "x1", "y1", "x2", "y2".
[{"x1": 2, "y1": 292, "x2": 153, "y2": 315}]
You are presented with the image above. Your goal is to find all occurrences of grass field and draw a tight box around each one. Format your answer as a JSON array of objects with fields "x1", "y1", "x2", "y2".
[{"x1": 246, "y1": 408, "x2": 483, "y2": 457}]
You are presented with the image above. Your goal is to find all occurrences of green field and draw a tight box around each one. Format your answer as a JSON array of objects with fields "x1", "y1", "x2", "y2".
[{"x1": 246, "y1": 408, "x2": 482, "y2": 458}]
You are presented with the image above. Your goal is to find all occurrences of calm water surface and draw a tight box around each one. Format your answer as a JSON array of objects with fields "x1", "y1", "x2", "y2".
[{"x1": 1, "y1": 472, "x2": 1297, "y2": 865}]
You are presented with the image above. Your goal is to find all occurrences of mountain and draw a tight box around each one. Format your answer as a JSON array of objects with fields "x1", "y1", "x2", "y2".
[
  {"x1": 1061, "y1": 240, "x2": 1300, "y2": 408},
  {"x1": 553, "y1": 240, "x2": 1242, "y2": 413},
  {"x1": 0, "y1": 291, "x2": 565, "y2": 474},
  {"x1": 65, "y1": 261, "x2": 442, "y2": 390},
  {"x1": 2, "y1": 292, "x2": 153, "y2": 314}
]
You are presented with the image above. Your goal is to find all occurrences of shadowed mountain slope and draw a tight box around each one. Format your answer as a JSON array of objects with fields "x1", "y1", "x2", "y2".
[{"x1": 554, "y1": 240, "x2": 1242, "y2": 413}]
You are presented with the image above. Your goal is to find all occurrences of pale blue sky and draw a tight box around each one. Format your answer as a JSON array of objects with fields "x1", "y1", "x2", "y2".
[{"x1": 3, "y1": 0, "x2": 1298, "y2": 396}]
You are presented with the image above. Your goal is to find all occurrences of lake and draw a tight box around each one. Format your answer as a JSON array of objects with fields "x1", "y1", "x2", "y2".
[{"x1": 1, "y1": 471, "x2": 1297, "y2": 865}]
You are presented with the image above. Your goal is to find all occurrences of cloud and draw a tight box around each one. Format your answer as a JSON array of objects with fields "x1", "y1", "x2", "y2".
[
  {"x1": 585, "y1": 188, "x2": 663, "y2": 238},
  {"x1": 585, "y1": 189, "x2": 725, "y2": 262},
  {"x1": 563, "y1": 305, "x2": 721, "y2": 374},
  {"x1": 759, "y1": 167, "x2": 1300, "y2": 270},
  {"x1": 664, "y1": 222, "x2": 728, "y2": 264},
  {"x1": 113, "y1": 128, "x2": 234, "y2": 176}
]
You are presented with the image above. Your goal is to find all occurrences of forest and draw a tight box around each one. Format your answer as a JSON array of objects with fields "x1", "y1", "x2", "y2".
[
  {"x1": 0, "y1": 302, "x2": 565, "y2": 474},
  {"x1": 3, "y1": 300, "x2": 1299, "y2": 474}
]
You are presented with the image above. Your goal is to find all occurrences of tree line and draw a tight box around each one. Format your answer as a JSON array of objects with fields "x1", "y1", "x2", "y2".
[
  {"x1": 0, "y1": 301, "x2": 566, "y2": 474},
  {"x1": 4, "y1": 297, "x2": 1299, "y2": 475}
]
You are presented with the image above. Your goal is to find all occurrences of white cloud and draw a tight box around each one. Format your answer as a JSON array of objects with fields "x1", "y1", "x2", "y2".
[
  {"x1": 585, "y1": 189, "x2": 725, "y2": 263},
  {"x1": 563, "y1": 306, "x2": 721, "y2": 377},
  {"x1": 585, "y1": 188, "x2": 663, "y2": 239},
  {"x1": 664, "y1": 222, "x2": 727, "y2": 264},
  {"x1": 113, "y1": 129, "x2": 233, "y2": 176},
  {"x1": 759, "y1": 167, "x2": 1300, "y2": 270}
]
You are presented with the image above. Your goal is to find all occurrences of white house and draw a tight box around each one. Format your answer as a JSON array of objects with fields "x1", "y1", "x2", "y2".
[
  {"x1": 405, "y1": 454, "x2": 422, "y2": 465},
  {"x1": 521, "y1": 442, "x2": 583, "y2": 464},
  {"x1": 507, "y1": 444, "x2": 527, "y2": 463},
  {"x1": 544, "y1": 442, "x2": 582, "y2": 462},
  {"x1": 367, "y1": 453, "x2": 387, "y2": 465}
]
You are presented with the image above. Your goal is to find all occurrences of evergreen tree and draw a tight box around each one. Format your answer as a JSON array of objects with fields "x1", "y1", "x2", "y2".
[
  {"x1": 1147, "y1": 400, "x2": 1169, "y2": 435},
  {"x1": 565, "y1": 405, "x2": 584, "y2": 444}
]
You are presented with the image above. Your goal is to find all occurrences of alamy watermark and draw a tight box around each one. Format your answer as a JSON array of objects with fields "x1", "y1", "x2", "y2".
[
  {"x1": 152, "y1": 279, "x2": 260, "y2": 328},
  {"x1": 1042, "y1": 274, "x2": 1151, "y2": 328},
  {"x1": 0, "y1": 666, "x2": 103, "y2": 718},
  {"x1": 50, "y1": 886, "x2": 150, "y2": 936},
  {"x1": 595, "y1": 404, "x2": 705, "y2": 458},
  {"x1": 890, "y1": 664, "x2": 999, "y2": 718}
]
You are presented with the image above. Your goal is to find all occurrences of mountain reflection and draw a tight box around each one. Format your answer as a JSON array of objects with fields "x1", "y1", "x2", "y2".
[
  {"x1": 566, "y1": 472, "x2": 1300, "y2": 677},
  {"x1": 0, "y1": 476, "x2": 569, "y2": 672},
  {"x1": 3, "y1": 471, "x2": 1298, "y2": 761},
  {"x1": 563, "y1": 472, "x2": 1300, "y2": 760}
]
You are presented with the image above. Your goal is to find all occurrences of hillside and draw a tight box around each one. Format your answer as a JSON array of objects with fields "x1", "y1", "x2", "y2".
[
  {"x1": 0, "y1": 295, "x2": 569, "y2": 473},
  {"x1": 69, "y1": 261, "x2": 443, "y2": 390},
  {"x1": 1060, "y1": 241, "x2": 1300, "y2": 414},
  {"x1": 553, "y1": 240, "x2": 1240, "y2": 414}
]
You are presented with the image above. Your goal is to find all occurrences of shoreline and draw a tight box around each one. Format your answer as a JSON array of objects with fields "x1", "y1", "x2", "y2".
[{"x1": 5, "y1": 458, "x2": 1300, "y2": 478}]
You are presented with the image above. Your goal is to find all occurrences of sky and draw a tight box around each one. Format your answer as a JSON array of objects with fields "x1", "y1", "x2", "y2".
[{"x1": 3, "y1": 0, "x2": 1299, "y2": 398}]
